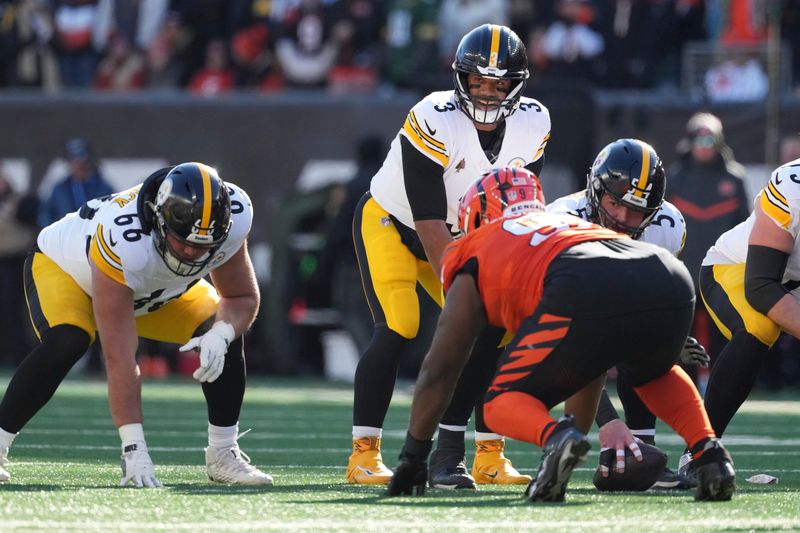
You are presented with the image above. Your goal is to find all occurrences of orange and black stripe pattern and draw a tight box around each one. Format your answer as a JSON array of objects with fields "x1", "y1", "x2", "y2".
[{"x1": 487, "y1": 313, "x2": 572, "y2": 395}]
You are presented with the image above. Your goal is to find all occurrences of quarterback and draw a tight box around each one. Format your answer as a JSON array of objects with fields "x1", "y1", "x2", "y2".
[
  {"x1": 347, "y1": 23, "x2": 550, "y2": 486},
  {"x1": 547, "y1": 139, "x2": 707, "y2": 489},
  {"x1": 386, "y1": 168, "x2": 736, "y2": 503},
  {"x1": 680, "y1": 156, "x2": 800, "y2": 473},
  {"x1": 0, "y1": 163, "x2": 271, "y2": 487}
]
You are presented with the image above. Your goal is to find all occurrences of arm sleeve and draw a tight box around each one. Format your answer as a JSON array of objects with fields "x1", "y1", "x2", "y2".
[
  {"x1": 594, "y1": 388, "x2": 621, "y2": 428},
  {"x1": 744, "y1": 244, "x2": 791, "y2": 315},
  {"x1": 401, "y1": 135, "x2": 447, "y2": 221},
  {"x1": 525, "y1": 154, "x2": 545, "y2": 178}
]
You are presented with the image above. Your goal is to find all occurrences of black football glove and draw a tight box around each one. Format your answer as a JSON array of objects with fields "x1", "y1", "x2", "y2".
[
  {"x1": 680, "y1": 336, "x2": 710, "y2": 367},
  {"x1": 386, "y1": 432, "x2": 432, "y2": 497}
]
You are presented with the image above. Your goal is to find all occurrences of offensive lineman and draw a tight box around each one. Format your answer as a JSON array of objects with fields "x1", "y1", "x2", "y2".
[
  {"x1": 347, "y1": 24, "x2": 550, "y2": 486},
  {"x1": 679, "y1": 156, "x2": 800, "y2": 473},
  {"x1": 386, "y1": 167, "x2": 736, "y2": 503},
  {"x1": 547, "y1": 139, "x2": 707, "y2": 489},
  {"x1": 0, "y1": 163, "x2": 272, "y2": 487}
]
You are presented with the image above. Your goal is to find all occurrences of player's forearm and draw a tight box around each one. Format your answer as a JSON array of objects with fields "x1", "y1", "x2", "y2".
[
  {"x1": 214, "y1": 293, "x2": 259, "y2": 338},
  {"x1": 415, "y1": 219, "x2": 453, "y2": 276},
  {"x1": 766, "y1": 294, "x2": 800, "y2": 340},
  {"x1": 100, "y1": 324, "x2": 142, "y2": 428}
]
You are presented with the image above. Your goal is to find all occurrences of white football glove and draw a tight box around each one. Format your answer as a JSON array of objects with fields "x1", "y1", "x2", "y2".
[
  {"x1": 679, "y1": 336, "x2": 711, "y2": 367},
  {"x1": 120, "y1": 446, "x2": 162, "y2": 488},
  {"x1": 180, "y1": 321, "x2": 235, "y2": 383}
]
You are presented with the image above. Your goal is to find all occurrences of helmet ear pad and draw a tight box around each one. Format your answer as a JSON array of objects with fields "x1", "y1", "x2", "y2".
[{"x1": 136, "y1": 166, "x2": 175, "y2": 234}]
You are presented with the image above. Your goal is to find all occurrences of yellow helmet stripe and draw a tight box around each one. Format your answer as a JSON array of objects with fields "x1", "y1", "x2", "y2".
[
  {"x1": 198, "y1": 163, "x2": 212, "y2": 235},
  {"x1": 489, "y1": 25, "x2": 501, "y2": 69},
  {"x1": 633, "y1": 140, "x2": 651, "y2": 198}
]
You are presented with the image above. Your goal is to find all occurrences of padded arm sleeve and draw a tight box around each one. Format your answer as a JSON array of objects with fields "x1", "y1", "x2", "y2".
[
  {"x1": 745, "y1": 244, "x2": 791, "y2": 315},
  {"x1": 595, "y1": 387, "x2": 621, "y2": 428},
  {"x1": 401, "y1": 135, "x2": 447, "y2": 221}
]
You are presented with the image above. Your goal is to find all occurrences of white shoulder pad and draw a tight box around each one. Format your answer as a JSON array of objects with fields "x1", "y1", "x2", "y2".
[
  {"x1": 642, "y1": 200, "x2": 687, "y2": 257},
  {"x1": 546, "y1": 191, "x2": 589, "y2": 220},
  {"x1": 758, "y1": 160, "x2": 800, "y2": 237},
  {"x1": 399, "y1": 91, "x2": 455, "y2": 167}
]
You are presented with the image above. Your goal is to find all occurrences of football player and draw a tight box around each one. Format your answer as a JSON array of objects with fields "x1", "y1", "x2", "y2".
[
  {"x1": 347, "y1": 24, "x2": 550, "y2": 486},
  {"x1": 386, "y1": 168, "x2": 736, "y2": 503},
  {"x1": 547, "y1": 139, "x2": 708, "y2": 489},
  {"x1": 680, "y1": 155, "x2": 800, "y2": 475},
  {"x1": 0, "y1": 163, "x2": 272, "y2": 487}
]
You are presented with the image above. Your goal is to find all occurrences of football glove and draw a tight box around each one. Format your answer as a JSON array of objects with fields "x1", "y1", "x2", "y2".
[
  {"x1": 180, "y1": 321, "x2": 235, "y2": 383},
  {"x1": 679, "y1": 336, "x2": 710, "y2": 367},
  {"x1": 386, "y1": 432, "x2": 432, "y2": 497},
  {"x1": 120, "y1": 446, "x2": 162, "y2": 488}
]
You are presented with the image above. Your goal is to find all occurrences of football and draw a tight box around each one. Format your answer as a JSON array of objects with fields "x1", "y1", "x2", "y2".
[{"x1": 592, "y1": 442, "x2": 667, "y2": 492}]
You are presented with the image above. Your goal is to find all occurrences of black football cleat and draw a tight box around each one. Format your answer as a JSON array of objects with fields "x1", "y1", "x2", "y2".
[
  {"x1": 693, "y1": 440, "x2": 735, "y2": 502},
  {"x1": 526, "y1": 416, "x2": 591, "y2": 503},
  {"x1": 649, "y1": 466, "x2": 697, "y2": 490},
  {"x1": 428, "y1": 446, "x2": 476, "y2": 489}
]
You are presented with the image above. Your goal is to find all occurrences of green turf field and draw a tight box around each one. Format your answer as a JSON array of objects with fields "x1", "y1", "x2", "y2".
[{"x1": 1, "y1": 376, "x2": 798, "y2": 531}]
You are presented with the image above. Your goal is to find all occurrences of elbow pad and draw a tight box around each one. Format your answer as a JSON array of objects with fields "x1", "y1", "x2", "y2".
[{"x1": 744, "y1": 244, "x2": 791, "y2": 315}]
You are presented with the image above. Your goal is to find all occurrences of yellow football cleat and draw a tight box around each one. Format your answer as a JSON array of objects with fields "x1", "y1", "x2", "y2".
[
  {"x1": 472, "y1": 439, "x2": 532, "y2": 485},
  {"x1": 345, "y1": 436, "x2": 393, "y2": 485}
]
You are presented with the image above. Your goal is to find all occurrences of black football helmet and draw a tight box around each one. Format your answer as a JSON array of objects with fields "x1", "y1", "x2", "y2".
[
  {"x1": 453, "y1": 24, "x2": 529, "y2": 125},
  {"x1": 149, "y1": 162, "x2": 232, "y2": 276},
  {"x1": 586, "y1": 139, "x2": 665, "y2": 239}
]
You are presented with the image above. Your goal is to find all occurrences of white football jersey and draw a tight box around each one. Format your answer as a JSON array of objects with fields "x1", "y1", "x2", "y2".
[
  {"x1": 37, "y1": 181, "x2": 253, "y2": 316},
  {"x1": 704, "y1": 158, "x2": 800, "y2": 281},
  {"x1": 370, "y1": 90, "x2": 551, "y2": 231},
  {"x1": 546, "y1": 191, "x2": 687, "y2": 257}
]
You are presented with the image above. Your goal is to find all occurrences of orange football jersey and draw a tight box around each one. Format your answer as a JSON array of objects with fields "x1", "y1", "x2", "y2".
[{"x1": 441, "y1": 212, "x2": 624, "y2": 332}]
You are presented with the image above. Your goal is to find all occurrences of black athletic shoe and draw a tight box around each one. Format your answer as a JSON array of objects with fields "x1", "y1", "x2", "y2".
[
  {"x1": 694, "y1": 439, "x2": 735, "y2": 502},
  {"x1": 428, "y1": 446, "x2": 476, "y2": 489},
  {"x1": 526, "y1": 416, "x2": 591, "y2": 503},
  {"x1": 649, "y1": 466, "x2": 697, "y2": 490}
]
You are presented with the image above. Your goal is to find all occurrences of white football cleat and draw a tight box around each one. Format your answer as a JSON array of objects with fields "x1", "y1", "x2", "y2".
[
  {"x1": 206, "y1": 443, "x2": 273, "y2": 485},
  {"x1": 0, "y1": 443, "x2": 9, "y2": 482}
]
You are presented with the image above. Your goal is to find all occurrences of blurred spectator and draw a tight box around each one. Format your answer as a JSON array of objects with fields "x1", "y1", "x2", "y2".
[
  {"x1": 780, "y1": 132, "x2": 800, "y2": 164},
  {"x1": 188, "y1": 38, "x2": 234, "y2": 95},
  {"x1": 228, "y1": 1, "x2": 282, "y2": 90},
  {"x1": 596, "y1": 0, "x2": 705, "y2": 90},
  {"x1": 529, "y1": 0, "x2": 603, "y2": 83},
  {"x1": 650, "y1": 0, "x2": 707, "y2": 89},
  {"x1": 437, "y1": 0, "x2": 509, "y2": 66},
  {"x1": 144, "y1": 10, "x2": 189, "y2": 88},
  {"x1": 274, "y1": 0, "x2": 343, "y2": 88},
  {"x1": 326, "y1": 0, "x2": 383, "y2": 94},
  {"x1": 53, "y1": 0, "x2": 100, "y2": 87},
  {"x1": 0, "y1": 1, "x2": 21, "y2": 86},
  {"x1": 14, "y1": 0, "x2": 61, "y2": 90},
  {"x1": 93, "y1": 33, "x2": 146, "y2": 90},
  {"x1": 38, "y1": 137, "x2": 114, "y2": 227},
  {"x1": 704, "y1": 52, "x2": 768, "y2": 102},
  {"x1": 0, "y1": 163, "x2": 39, "y2": 366},
  {"x1": 382, "y1": 0, "x2": 441, "y2": 92},
  {"x1": 665, "y1": 112, "x2": 749, "y2": 365},
  {"x1": 92, "y1": 0, "x2": 168, "y2": 52},
  {"x1": 168, "y1": 0, "x2": 231, "y2": 85}
]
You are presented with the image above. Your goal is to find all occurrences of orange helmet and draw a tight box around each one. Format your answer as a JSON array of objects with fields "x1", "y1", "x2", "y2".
[{"x1": 457, "y1": 166, "x2": 545, "y2": 235}]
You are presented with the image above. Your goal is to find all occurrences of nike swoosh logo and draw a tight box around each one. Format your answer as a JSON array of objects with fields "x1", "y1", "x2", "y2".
[
  {"x1": 109, "y1": 234, "x2": 117, "y2": 246},
  {"x1": 424, "y1": 119, "x2": 437, "y2": 136},
  {"x1": 484, "y1": 470, "x2": 498, "y2": 479},
  {"x1": 355, "y1": 466, "x2": 376, "y2": 476},
  {"x1": 775, "y1": 176, "x2": 783, "y2": 184}
]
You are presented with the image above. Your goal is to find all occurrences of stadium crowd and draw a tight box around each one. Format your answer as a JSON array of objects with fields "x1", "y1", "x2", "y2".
[{"x1": 0, "y1": 0, "x2": 798, "y2": 97}]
